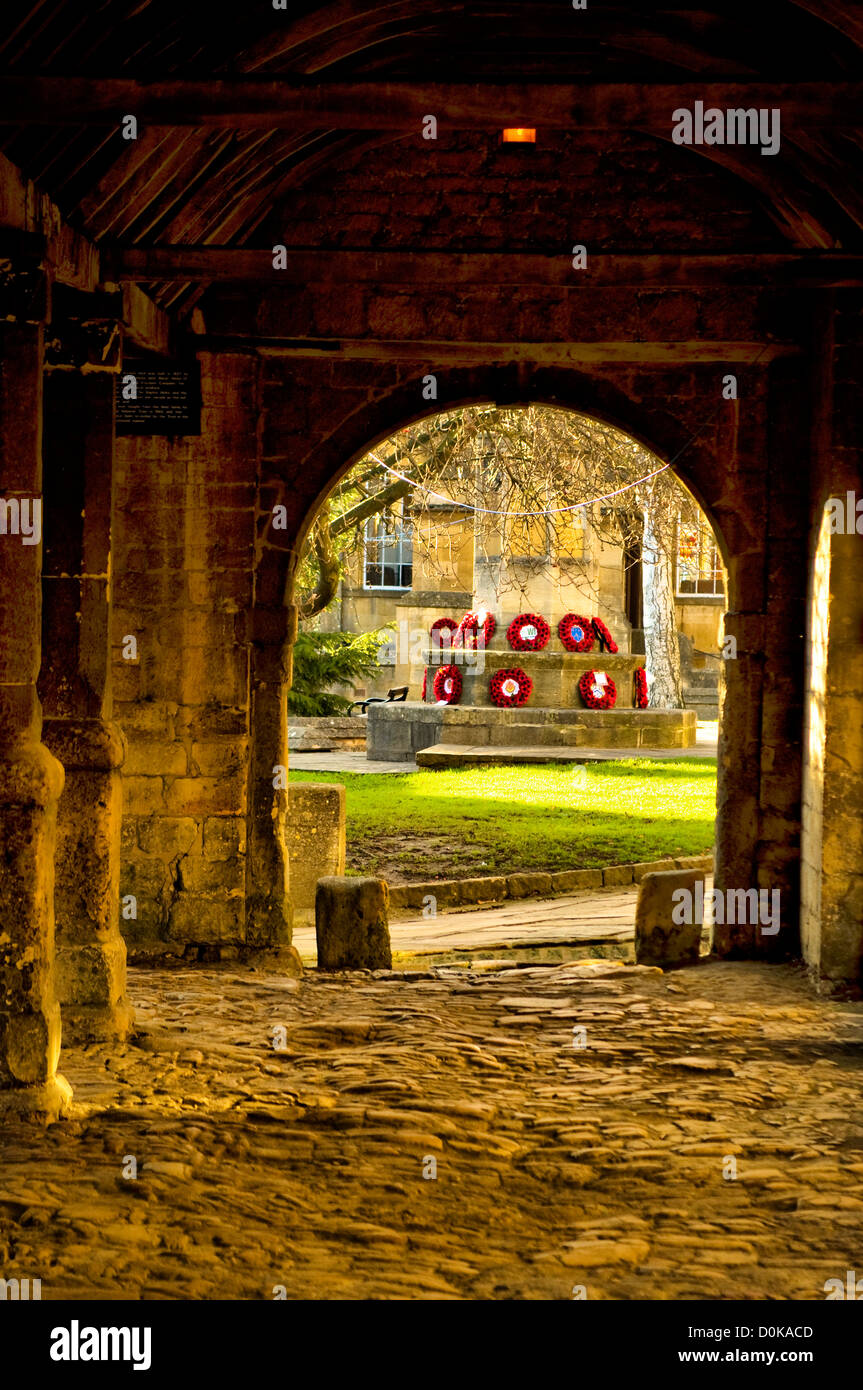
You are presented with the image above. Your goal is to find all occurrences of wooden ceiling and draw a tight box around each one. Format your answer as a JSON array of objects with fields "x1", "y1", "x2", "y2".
[{"x1": 0, "y1": 1, "x2": 860, "y2": 324}]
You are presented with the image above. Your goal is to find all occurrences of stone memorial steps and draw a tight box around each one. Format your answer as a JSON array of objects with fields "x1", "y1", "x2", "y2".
[{"x1": 416, "y1": 741, "x2": 716, "y2": 768}]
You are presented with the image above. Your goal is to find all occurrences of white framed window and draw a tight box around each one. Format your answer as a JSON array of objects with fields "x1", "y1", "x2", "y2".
[
  {"x1": 676, "y1": 514, "x2": 724, "y2": 597},
  {"x1": 363, "y1": 514, "x2": 413, "y2": 590}
]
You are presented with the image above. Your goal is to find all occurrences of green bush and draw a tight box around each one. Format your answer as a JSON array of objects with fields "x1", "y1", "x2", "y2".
[{"x1": 288, "y1": 628, "x2": 392, "y2": 716}]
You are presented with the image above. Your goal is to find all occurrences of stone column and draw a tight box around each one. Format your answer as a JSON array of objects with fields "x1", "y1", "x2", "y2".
[
  {"x1": 802, "y1": 294, "x2": 863, "y2": 983},
  {"x1": 712, "y1": 357, "x2": 808, "y2": 963},
  {"x1": 0, "y1": 321, "x2": 71, "y2": 1120},
  {"x1": 39, "y1": 371, "x2": 132, "y2": 1041},
  {"x1": 244, "y1": 590, "x2": 297, "y2": 955}
]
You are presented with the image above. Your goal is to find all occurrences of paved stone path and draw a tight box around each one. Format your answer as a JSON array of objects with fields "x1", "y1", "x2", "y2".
[
  {"x1": 293, "y1": 887, "x2": 638, "y2": 965},
  {"x1": 290, "y1": 752, "x2": 414, "y2": 775},
  {"x1": 289, "y1": 722, "x2": 718, "y2": 775},
  {"x1": 416, "y1": 741, "x2": 717, "y2": 767},
  {"x1": 2, "y1": 957, "x2": 861, "y2": 1300}
]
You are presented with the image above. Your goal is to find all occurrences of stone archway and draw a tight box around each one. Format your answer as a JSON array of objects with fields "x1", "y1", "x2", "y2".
[{"x1": 252, "y1": 356, "x2": 802, "y2": 964}]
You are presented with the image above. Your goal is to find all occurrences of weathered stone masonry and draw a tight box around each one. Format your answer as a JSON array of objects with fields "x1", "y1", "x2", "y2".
[
  {"x1": 113, "y1": 354, "x2": 257, "y2": 958},
  {"x1": 0, "y1": 5, "x2": 861, "y2": 1124}
]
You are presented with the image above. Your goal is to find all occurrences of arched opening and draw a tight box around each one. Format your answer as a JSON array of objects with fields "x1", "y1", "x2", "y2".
[{"x1": 286, "y1": 401, "x2": 727, "y2": 966}]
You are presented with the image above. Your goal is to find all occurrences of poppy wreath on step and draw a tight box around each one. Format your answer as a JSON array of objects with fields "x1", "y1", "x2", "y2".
[
  {"x1": 558, "y1": 613, "x2": 595, "y2": 652},
  {"x1": 506, "y1": 611, "x2": 551, "y2": 652},
  {"x1": 432, "y1": 664, "x2": 462, "y2": 704},
  {"x1": 429, "y1": 617, "x2": 459, "y2": 650},
  {"x1": 634, "y1": 667, "x2": 648, "y2": 709},
  {"x1": 490, "y1": 667, "x2": 533, "y2": 708},
  {"x1": 591, "y1": 616, "x2": 619, "y2": 654},
  {"x1": 456, "y1": 610, "x2": 496, "y2": 650},
  {"x1": 579, "y1": 670, "x2": 617, "y2": 710}
]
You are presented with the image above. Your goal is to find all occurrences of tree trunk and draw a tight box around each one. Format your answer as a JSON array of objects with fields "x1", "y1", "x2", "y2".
[
  {"x1": 298, "y1": 515, "x2": 342, "y2": 620},
  {"x1": 640, "y1": 495, "x2": 683, "y2": 708}
]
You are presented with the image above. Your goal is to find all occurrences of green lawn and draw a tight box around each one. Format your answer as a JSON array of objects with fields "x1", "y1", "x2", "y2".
[{"x1": 290, "y1": 759, "x2": 717, "y2": 881}]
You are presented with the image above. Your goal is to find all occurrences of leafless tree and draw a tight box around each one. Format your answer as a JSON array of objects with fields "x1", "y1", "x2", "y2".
[{"x1": 298, "y1": 405, "x2": 715, "y2": 706}]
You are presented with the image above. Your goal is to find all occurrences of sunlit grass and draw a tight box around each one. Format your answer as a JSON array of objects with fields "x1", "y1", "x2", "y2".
[{"x1": 290, "y1": 758, "x2": 717, "y2": 876}]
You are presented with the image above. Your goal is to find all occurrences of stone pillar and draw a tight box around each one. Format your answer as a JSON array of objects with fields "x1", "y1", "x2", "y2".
[
  {"x1": 713, "y1": 358, "x2": 808, "y2": 962},
  {"x1": 801, "y1": 294, "x2": 863, "y2": 984},
  {"x1": 39, "y1": 371, "x2": 132, "y2": 1041},
  {"x1": 0, "y1": 321, "x2": 71, "y2": 1120},
  {"x1": 713, "y1": 612, "x2": 764, "y2": 957},
  {"x1": 244, "y1": 594, "x2": 296, "y2": 949}
]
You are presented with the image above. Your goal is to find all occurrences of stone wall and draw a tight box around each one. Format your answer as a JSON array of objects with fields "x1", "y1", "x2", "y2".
[
  {"x1": 368, "y1": 702, "x2": 697, "y2": 761},
  {"x1": 801, "y1": 296, "x2": 863, "y2": 983},
  {"x1": 112, "y1": 354, "x2": 257, "y2": 957}
]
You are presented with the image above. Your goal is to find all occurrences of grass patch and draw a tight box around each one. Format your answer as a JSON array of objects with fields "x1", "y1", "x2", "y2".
[{"x1": 290, "y1": 758, "x2": 716, "y2": 882}]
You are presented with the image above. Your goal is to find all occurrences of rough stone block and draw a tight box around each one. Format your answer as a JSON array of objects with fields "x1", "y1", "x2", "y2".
[
  {"x1": 167, "y1": 892, "x2": 244, "y2": 944},
  {"x1": 137, "y1": 816, "x2": 199, "y2": 859},
  {"x1": 123, "y1": 740, "x2": 188, "y2": 777},
  {"x1": 178, "y1": 849, "x2": 244, "y2": 893},
  {"x1": 315, "y1": 876, "x2": 392, "y2": 971},
  {"x1": 632, "y1": 858, "x2": 677, "y2": 883},
  {"x1": 203, "y1": 816, "x2": 246, "y2": 861},
  {"x1": 602, "y1": 864, "x2": 634, "y2": 887},
  {"x1": 635, "y1": 869, "x2": 704, "y2": 968},
  {"x1": 123, "y1": 775, "x2": 167, "y2": 815},
  {"x1": 458, "y1": 876, "x2": 508, "y2": 904},
  {"x1": 551, "y1": 868, "x2": 604, "y2": 892},
  {"x1": 163, "y1": 774, "x2": 245, "y2": 815},
  {"x1": 287, "y1": 783, "x2": 346, "y2": 917},
  {"x1": 421, "y1": 879, "x2": 461, "y2": 907},
  {"x1": 507, "y1": 872, "x2": 554, "y2": 898}
]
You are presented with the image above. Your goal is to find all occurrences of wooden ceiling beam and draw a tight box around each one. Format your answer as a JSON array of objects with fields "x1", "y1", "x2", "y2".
[
  {"x1": 0, "y1": 153, "x2": 174, "y2": 350},
  {"x1": 0, "y1": 80, "x2": 858, "y2": 129},
  {"x1": 197, "y1": 337, "x2": 799, "y2": 365},
  {"x1": 105, "y1": 247, "x2": 863, "y2": 288}
]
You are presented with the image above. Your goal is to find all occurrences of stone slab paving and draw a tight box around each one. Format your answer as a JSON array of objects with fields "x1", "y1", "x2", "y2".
[
  {"x1": 290, "y1": 751, "x2": 417, "y2": 774},
  {"x1": 289, "y1": 722, "x2": 718, "y2": 775},
  {"x1": 1, "y1": 958, "x2": 862, "y2": 1300},
  {"x1": 416, "y1": 742, "x2": 717, "y2": 767},
  {"x1": 293, "y1": 887, "x2": 638, "y2": 965}
]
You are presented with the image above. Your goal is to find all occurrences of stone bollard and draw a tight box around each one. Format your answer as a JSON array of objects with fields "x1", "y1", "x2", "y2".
[
  {"x1": 315, "y1": 876, "x2": 392, "y2": 970},
  {"x1": 635, "y1": 868, "x2": 705, "y2": 968},
  {"x1": 286, "y1": 783, "x2": 346, "y2": 923}
]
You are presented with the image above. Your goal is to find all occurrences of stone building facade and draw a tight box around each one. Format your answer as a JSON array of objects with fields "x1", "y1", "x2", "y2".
[{"x1": 326, "y1": 464, "x2": 724, "y2": 701}]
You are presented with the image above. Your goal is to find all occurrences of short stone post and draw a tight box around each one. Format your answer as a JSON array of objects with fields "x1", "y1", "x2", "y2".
[
  {"x1": 315, "y1": 876, "x2": 392, "y2": 970},
  {"x1": 286, "y1": 782, "x2": 346, "y2": 921},
  {"x1": 635, "y1": 868, "x2": 705, "y2": 968}
]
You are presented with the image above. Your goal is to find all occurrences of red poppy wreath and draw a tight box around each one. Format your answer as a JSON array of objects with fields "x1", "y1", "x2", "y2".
[
  {"x1": 507, "y1": 612, "x2": 551, "y2": 652},
  {"x1": 591, "y1": 616, "x2": 619, "y2": 654},
  {"x1": 490, "y1": 667, "x2": 533, "y2": 708},
  {"x1": 634, "y1": 667, "x2": 648, "y2": 709},
  {"x1": 433, "y1": 664, "x2": 463, "y2": 704},
  {"x1": 420, "y1": 667, "x2": 428, "y2": 700},
  {"x1": 579, "y1": 670, "x2": 617, "y2": 709},
  {"x1": 558, "y1": 613, "x2": 595, "y2": 652},
  {"x1": 456, "y1": 610, "x2": 496, "y2": 650},
  {"x1": 429, "y1": 617, "x2": 459, "y2": 650}
]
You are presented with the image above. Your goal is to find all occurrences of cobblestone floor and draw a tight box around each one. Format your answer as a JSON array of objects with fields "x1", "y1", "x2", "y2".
[{"x1": 2, "y1": 957, "x2": 862, "y2": 1301}]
